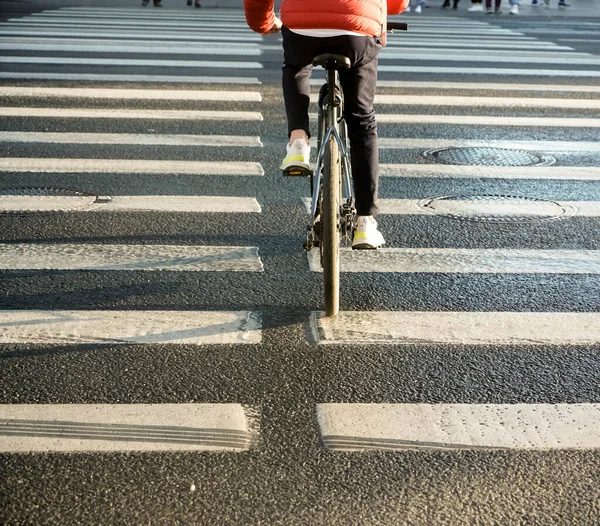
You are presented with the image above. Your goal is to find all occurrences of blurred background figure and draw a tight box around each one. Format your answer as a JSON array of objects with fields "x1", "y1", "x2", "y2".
[
  {"x1": 509, "y1": 0, "x2": 519, "y2": 13},
  {"x1": 187, "y1": 0, "x2": 202, "y2": 6},
  {"x1": 468, "y1": 0, "x2": 483, "y2": 10},
  {"x1": 485, "y1": 0, "x2": 502, "y2": 12},
  {"x1": 408, "y1": 0, "x2": 426, "y2": 12},
  {"x1": 141, "y1": 0, "x2": 162, "y2": 6},
  {"x1": 442, "y1": 0, "x2": 460, "y2": 8}
]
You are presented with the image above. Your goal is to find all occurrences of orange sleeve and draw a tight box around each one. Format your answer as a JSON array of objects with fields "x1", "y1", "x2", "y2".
[
  {"x1": 244, "y1": 0, "x2": 276, "y2": 34},
  {"x1": 387, "y1": 0, "x2": 410, "y2": 14}
]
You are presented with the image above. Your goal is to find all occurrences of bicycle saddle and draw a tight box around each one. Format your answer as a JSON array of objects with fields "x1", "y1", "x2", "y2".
[{"x1": 312, "y1": 54, "x2": 351, "y2": 70}]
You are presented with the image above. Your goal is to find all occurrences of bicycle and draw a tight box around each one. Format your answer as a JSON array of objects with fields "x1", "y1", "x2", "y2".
[{"x1": 283, "y1": 22, "x2": 408, "y2": 317}]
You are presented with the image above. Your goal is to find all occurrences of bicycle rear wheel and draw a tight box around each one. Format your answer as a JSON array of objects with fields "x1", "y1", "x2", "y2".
[{"x1": 322, "y1": 135, "x2": 341, "y2": 317}]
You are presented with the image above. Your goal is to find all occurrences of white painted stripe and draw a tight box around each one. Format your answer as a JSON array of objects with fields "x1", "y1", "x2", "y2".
[
  {"x1": 385, "y1": 40, "x2": 570, "y2": 49},
  {"x1": 308, "y1": 95, "x2": 600, "y2": 110},
  {"x1": 317, "y1": 403, "x2": 600, "y2": 450},
  {"x1": 307, "y1": 135, "x2": 600, "y2": 152},
  {"x1": 0, "y1": 42, "x2": 261, "y2": 56},
  {"x1": 0, "y1": 56, "x2": 263, "y2": 69},
  {"x1": 375, "y1": 115, "x2": 600, "y2": 128},
  {"x1": 371, "y1": 95, "x2": 600, "y2": 110},
  {"x1": 377, "y1": 138, "x2": 600, "y2": 152},
  {"x1": 381, "y1": 47, "x2": 589, "y2": 57},
  {"x1": 6, "y1": 18, "x2": 251, "y2": 29},
  {"x1": 0, "y1": 108, "x2": 262, "y2": 121},
  {"x1": 0, "y1": 72, "x2": 261, "y2": 84},
  {"x1": 0, "y1": 29, "x2": 263, "y2": 42},
  {"x1": 311, "y1": 311, "x2": 600, "y2": 345},
  {"x1": 379, "y1": 165, "x2": 600, "y2": 181},
  {"x1": 308, "y1": 248, "x2": 600, "y2": 274},
  {"x1": 378, "y1": 66, "x2": 600, "y2": 77},
  {"x1": 302, "y1": 197, "x2": 600, "y2": 218},
  {"x1": 0, "y1": 310, "x2": 261, "y2": 345},
  {"x1": 0, "y1": 195, "x2": 262, "y2": 213},
  {"x1": 0, "y1": 403, "x2": 256, "y2": 452},
  {"x1": 0, "y1": 244, "x2": 264, "y2": 271},
  {"x1": 0, "y1": 87, "x2": 262, "y2": 101},
  {"x1": 0, "y1": 158, "x2": 264, "y2": 176},
  {"x1": 379, "y1": 52, "x2": 600, "y2": 66},
  {"x1": 0, "y1": 132, "x2": 263, "y2": 147},
  {"x1": 312, "y1": 80, "x2": 600, "y2": 93}
]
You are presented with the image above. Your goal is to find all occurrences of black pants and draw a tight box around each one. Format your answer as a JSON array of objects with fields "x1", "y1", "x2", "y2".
[{"x1": 281, "y1": 27, "x2": 382, "y2": 216}]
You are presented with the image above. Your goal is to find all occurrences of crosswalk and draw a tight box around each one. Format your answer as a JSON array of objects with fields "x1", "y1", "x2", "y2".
[{"x1": 1, "y1": 6, "x2": 600, "y2": 465}]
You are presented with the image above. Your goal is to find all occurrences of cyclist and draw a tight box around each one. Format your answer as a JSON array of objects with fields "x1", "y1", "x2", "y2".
[{"x1": 244, "y1": 0, "x2": 408, "y2": 249}]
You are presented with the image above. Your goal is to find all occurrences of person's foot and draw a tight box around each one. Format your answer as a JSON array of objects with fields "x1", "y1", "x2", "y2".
[
  {"x1": 187, "y1": 0, "x2": 192, "y2": 4},
  {"x1": 468, "y1": 3, "x2": 484, "y2": 10},
  {"x1": 442, "y1": 0, "x2": 450, "y2": 7},
  {"x1": 558, "y1": 0, "x2": 570, "y2": 5},
  {"x1": 453, "y1": 0, "x2": 460, "y2": 7},
  {"x1": 415, "y1": 4, "x2": 422, "y2": 12},
  {"x1": 352, "y1": 216, "x2": 385, "y2": 250},
  {"x1": 141, "y1": 0, "x2": 149, "y2": 5},
  {"x1": 495, "y1": 7, "x2": 502, "y2": 13},
  {"x1": 531, "y1": 0, "x2": 538, "y2": 4},
  {"x1": 280, "y1": 139, "x2": 310, "y2": 172},
  {"x1": 153, "y1": 0, "x2": 162, "y2": 5},
  {"x1": 486, "y1": 5, "x2": 494, "y2": 12},
  {"x1": 510, "y1": 3, "x2": 519, "y2": 13},
  {"x1": 195, "y1": 0, "x2": 201, "y2": 7}
]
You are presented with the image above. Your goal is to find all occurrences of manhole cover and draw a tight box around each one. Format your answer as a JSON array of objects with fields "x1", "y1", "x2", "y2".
[
  {"x1": 418, "y1": 195, "x2": 575, "y2": 223},
  {"x1": 422, "y1": 147, "x2": 556, "y2": 167},
  {"x1": 0, "y1": 187, "x2": 111, "y2": 213}
]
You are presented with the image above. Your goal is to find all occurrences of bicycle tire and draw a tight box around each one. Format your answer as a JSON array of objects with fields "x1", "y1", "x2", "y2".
[{"x1": 322, "y1": 135, "x2": 341, "y2": 317}]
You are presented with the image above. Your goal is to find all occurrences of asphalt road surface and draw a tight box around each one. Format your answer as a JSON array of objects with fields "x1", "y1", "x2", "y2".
[{"x1": 1, "y1": 1, "x2": 600, "y2": 524}]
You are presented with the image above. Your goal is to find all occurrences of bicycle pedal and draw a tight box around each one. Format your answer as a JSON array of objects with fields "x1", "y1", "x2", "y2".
[{"x1": 282, "y1": 166, "x2": 312, "y2": 177}]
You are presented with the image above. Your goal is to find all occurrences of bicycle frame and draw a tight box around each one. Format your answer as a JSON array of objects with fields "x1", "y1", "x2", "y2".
[{"x1": 308, "y1": 68, "x2": 354, "y2": 234}]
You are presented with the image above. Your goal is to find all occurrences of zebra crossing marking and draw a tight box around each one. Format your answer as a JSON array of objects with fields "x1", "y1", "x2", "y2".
[
  {"x1": 372, "y1": 95, "x2": 600, "y2": 109},
  {"x1": 0, "y1": 29, "x2": 263, "y2": 43},
  {"x1": 308, "y1": 248, "x2": 600, "y2": 274},
  {"x1": 0, "y1": 42, "x2": 262, "y2": 56},
  {"x1": 310, "y1": 311, "x2": 600, "y2": 345},
  {"x1": 379, "y1": 165, "x2": 600, "y2": 180},
  {"x1": 302, "y1": 197, "x2": 600, "y2": 218},
  {"x1": 0, "y1": 196, "x2": 262, "y2": 214},
  {"x1": 0, "y1": 132, "x2": 263, "y2": 147},
  {"x1": 0, "y1": 72, "x2": 261, "y2": 84},
  {"x1": 311, "y1": 80, "x2": 600, "y2": 92},
  {"x1": 377, "y1": 138, "x2": 600, "y2": 152},
  {"x1": 379, "y1": 52, "x2": 600, "y2": 66},
  {"x1": 0, "y1": 56, "x2": 263, "y2": 69},
  {"x1": 0, "y1": 86, "x2": 262, "y2": 101},
  {"x1": 0, "y1": 310, "x2": 261, "y2": 345},
  {"x1": 375, "y1": 115, "x2": 600, "y2": 128},
  {"x1": 317, "y1": 403, "x2": 600, "y2": 451},
  {"x1": 0, "y1": 403, "x2": 257, "y2": 452},
  {"x1": 0, "y1": 244, "x2": 264, "y2": 272},
  {"x1": 0, "y1": 158, "x2": 264, "y2": 175},
  {"x1": 378, "y1": 65, "x2": 600, "y2": 77}
]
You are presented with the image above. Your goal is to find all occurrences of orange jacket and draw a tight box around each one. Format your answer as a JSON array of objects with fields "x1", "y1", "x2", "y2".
[{"x1": 244, "y1": 0, "x2": 408, "y2": 39}]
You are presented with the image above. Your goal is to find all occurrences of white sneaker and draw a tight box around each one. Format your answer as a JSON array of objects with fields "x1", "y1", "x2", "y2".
[
  {"x1": 415, "y1": 4, "x2": 422, "y2": 12},
  {"x1": 352, "y1": 216, "x2": 385, "y2": 250},
  {"x1": 510, "y1": 3, "x2": 519, "y2": 13},
  {"x1": 468, "y1": 3, "x2": 483, "y2": 10},
  {"x1": 280, "y1": 139, "x2": 310, "y2": 171}
]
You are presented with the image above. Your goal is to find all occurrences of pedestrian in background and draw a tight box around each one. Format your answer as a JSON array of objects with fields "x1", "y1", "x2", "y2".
[
  {"x1": 141, "y1": 0, "x2": 162, "y2": 6},
  {"x1": 509, "y1": 0, "x2": 519, "y2": 13},
  {"x1": 187, "y1": 0, "x2": 201, "y2": 7},
  {"x1": 486, "y1": 0, "x2": 502, "y2": 12},
  {"x1": 442, "y1": 0, "x2": 460, "y2": 8},
  {"x1": 408, "y1": 0, "x2": 426, "y2": 13},
  {"x1": 468, "y1": 0, "x2": 483, "y2": 11}
]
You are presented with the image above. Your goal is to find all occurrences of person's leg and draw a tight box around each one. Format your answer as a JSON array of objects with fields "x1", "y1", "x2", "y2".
[
  {"x1": 281, "y1": 28, "x2": 317, "y2": 143},
  {"x1": 337, "y1": 36, "x2": 381, "y2": 217}
]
